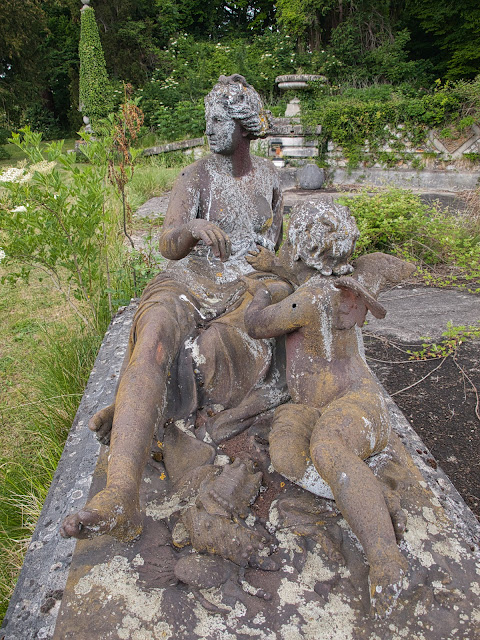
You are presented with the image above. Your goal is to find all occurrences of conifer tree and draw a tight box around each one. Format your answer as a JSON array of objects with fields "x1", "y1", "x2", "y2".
[{"x1": 79, "y1": 0, "x2": 113, "y2": 127}]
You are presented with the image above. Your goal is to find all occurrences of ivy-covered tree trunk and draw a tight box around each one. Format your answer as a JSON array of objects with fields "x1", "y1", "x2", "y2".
[{"x1": 79, "y1": 2, "x2": 112, "y2": 126}]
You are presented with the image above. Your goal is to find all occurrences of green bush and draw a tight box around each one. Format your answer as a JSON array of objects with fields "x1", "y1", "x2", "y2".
[
  {"x1": 21, "y1": 104, "x2": 63, "y2": 141},
  {"x1": 138, "y1": 32, "x2": 297, "y2": 140},
  {"x1": 79, "y1": 6, "x2": 113, "y2": 124},
  {"x1": 339, "y1": 188, "x2": 480, "y2": 286},
  {"x1": 303, "y1": 78, "x2": 480, "y2": 165}
]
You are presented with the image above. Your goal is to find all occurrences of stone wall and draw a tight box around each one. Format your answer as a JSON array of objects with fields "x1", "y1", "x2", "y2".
[{"x1": 327, "y1": 123, "x2": 480, "y2": 172}]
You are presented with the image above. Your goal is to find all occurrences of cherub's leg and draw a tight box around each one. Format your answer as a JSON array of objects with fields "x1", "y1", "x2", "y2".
[
  {"x1": 61, "y1": 301, "x2": 196, "y2": 541},
  {"x1": 269, "y1": 403, "x2": 320, "y2": 482},
  {"x1": 310, "y1": 401, "x2": 407, "y2": 618}
]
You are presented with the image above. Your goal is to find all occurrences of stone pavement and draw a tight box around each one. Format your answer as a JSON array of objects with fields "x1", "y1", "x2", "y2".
[{"x1": 368, "y1": 286, "x2": 479, "y2": 342}]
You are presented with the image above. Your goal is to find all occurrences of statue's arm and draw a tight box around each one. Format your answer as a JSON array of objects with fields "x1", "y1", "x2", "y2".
[
  {"x1": 159, "y1": 164, "x2": 231, "y2": 261},
  {"x1": 272, "y1": 180, "x2": 284, "y2": 252},
  {"x1": 246, "y1": 246, "x2": 295, "y2": 283},
  {"x1": 243, "y1": 282, "x2": 308, "y2": 339}
]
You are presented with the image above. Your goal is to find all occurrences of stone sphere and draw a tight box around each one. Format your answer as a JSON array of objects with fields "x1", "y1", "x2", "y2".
[{"x1": 297, "y1": 164, "x2": 325, "y2": 190}]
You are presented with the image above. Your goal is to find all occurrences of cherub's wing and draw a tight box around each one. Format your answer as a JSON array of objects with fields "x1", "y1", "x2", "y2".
[
  {"x1": 351, "y1": 252, "x2": 416, "y2": 297},
  {"x1": 334, "y1": 276, "x2": 386, "y2": 329}
]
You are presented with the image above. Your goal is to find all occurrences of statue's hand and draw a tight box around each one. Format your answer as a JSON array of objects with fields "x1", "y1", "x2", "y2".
[
  {"x1": 88, "y1": 403, "x2": 115, "y2": 445},
  {"x1": 240, "y1": 275, "x2": 269, "y2": 297},
  {"x1": 246, "y1": 246, "x2": 275, "y2": 272},
  {"x1": 187, "y1": 219, "x2": 231, "y2": 261}
]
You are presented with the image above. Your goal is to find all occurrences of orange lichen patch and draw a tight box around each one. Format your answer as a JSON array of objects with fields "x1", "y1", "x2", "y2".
[{"x1": 159, "y1": 472, "x2": 167, "y2": 480}]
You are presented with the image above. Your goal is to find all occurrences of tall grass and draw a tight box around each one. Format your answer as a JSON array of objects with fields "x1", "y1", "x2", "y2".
[
  {"x1": 127, "y1": 162, "x2": 182, "y2": 212},
  {"x1": 0, "y1": 325, "x2": 102, "y2": 620},
  {"x1": 127, "y1": 149, "x2": 194, "y2": 213}
]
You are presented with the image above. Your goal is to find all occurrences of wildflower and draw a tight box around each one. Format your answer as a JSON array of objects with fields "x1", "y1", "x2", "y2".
[
  {"x1": 11, "y1": 205, "x2": 27, "y2": 213},
  {"x1": 30, "y1": 160, "x2": 56, "y2": 175},
  {"x1": 0, "y1": 249, "x2": 5, "y2": 262},
  {"x1": 0, "y1": 167, "x2": 26, "y2": 183}
]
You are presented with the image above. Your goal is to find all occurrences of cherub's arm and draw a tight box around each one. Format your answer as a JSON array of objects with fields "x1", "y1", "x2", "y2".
[
  {"x1": 352, "y1": 252, "x2": 416, "y2": 296},
  {"x1": 243, "y1": 279, "x2": 309, "y2": 339},
  {"x1": 159, "y1": 164, "x2": 231, "y2": 261},
  {"x1": 245, "y1": 246, "x2": 296, "y2": 284}
]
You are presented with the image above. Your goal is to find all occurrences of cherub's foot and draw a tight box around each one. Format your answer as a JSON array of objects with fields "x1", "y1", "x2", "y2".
[
  {"x1": 89, "y1": 403, "x2": 115, "y2": 445},
  {"x1": 368, "y1": 554, "x2": 408, "y2": 619},
  {"x1": 60, "y1": 486, "x2": 142, "y2": 542}
]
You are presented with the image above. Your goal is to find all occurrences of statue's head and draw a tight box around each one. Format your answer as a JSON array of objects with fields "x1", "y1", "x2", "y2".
[
  {"x1": 205, "y1": 75, "x2": 271, "y2": 149},
  {"x1": 288, "y1": 198, "x2": 359, "y2": 276}
]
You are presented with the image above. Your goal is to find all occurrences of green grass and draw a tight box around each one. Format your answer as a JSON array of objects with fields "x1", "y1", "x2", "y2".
[
  {"x1": 0, "y1": 139, "x2": 77, "y2": 169},
  {"x1": 0, "y1": 269, "x2": 102, "y2": 621},
  {"x1": 127, "y1": 160, "x2": 183, "y2": 212}
]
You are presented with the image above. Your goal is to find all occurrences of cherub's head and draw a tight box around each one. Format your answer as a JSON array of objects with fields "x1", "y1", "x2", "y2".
[{"x1": 288, "y1": 197, "x2": 359, "y2": 276}]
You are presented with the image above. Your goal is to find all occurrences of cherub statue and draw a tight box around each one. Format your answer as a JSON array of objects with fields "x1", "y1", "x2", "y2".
[{"x1": 242, "y1": 197, "x2": 416, "y2": 618}]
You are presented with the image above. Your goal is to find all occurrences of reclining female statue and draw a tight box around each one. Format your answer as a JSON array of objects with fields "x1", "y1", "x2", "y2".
[{"x1": 60, "y1": 74, "x2": 286, "y2": 541}]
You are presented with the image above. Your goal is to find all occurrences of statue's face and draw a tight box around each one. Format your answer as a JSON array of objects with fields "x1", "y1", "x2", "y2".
[{"x1": 205, "y1": 103, "x2": 244, "y2": 155}]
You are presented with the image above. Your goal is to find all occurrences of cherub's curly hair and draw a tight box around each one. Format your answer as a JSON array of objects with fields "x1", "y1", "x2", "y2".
[
  {"x1": 205, "y1": 74, "x2": 272, "y2": 139},
  {"x1": 288, "y1": 199, "x2": 360, "y2": 275}
]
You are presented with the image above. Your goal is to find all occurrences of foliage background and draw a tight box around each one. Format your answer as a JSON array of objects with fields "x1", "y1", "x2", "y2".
[{"x1": 2, "y1": 0, "x2": 480, "y2": 144}]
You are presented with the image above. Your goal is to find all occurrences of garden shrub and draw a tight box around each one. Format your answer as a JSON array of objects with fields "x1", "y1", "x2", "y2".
[
  {"x1": 339, "y1": 188, "x2": 480, "y2": 287},
  {"x1": 79, "y1": 5, "x2": 114, "y2": 125},
  {"x1": 21, "y1": 104, "x2": 63, "y2": 141},
  {"x1": 303, "y1": 78, "x2": 480, "y2": 166},
  {"x1": 138, "y1": 32, "x2": 297, "y2": 141}
]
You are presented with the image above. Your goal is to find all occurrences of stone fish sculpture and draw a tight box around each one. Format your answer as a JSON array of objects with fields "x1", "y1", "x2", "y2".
[{"x1": 243, "y1": 198, "x2": 416, "y2": 616}]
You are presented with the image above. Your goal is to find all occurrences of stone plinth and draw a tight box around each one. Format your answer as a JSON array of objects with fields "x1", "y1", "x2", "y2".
[{"x1": 2, "y1": 302, "x2": 480, "y2": 640}]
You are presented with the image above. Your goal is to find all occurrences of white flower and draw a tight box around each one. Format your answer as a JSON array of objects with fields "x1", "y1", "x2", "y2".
[
  {"x1": 0, "y1": 167, "x2": 26, "y2": 183},
  {"x1": 30, "y1": 160, "x2": 56, "y2": 175},
  {"x1": 0, "y1": 249, "x2": 5, "y2": 262},
  {"x1": 11, "y1": 205, "x2": 27, "y2": 213}
]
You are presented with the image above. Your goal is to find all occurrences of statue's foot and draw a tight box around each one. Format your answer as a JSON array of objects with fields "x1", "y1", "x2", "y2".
[
  {"x1": 207, "y1": 410, "x2": 253, "y2": 444},
  {"x1": 60, "y1": 486, "x2": 142, "y2": 542},
  {"x1": 368, "y1": 554, "x2": 407, "y2": 619},
  {"x1": 88, "y1": 403, "x2": 115, "y2": 445}
]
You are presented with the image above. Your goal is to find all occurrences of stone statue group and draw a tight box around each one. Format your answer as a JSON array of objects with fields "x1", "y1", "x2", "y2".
[{"x1": 61, "y1": 75, "x2": 415, "y2": 618}]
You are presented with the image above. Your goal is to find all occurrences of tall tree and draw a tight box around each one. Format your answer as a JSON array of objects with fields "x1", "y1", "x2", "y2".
[
  {"x1": 79, "y1": 2, "x2": 113, "y2": 123},
  {"x1": 404, "y1": 0, "x2": 480, "y2": 79},
  {"x1": 0, "y1": 0, "x2": 46, "y2": 125}
]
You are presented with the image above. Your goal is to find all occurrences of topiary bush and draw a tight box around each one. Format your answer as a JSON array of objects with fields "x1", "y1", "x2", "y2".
[{"x1": 79, "y1": 5, "x2": 113, "y2": 126}]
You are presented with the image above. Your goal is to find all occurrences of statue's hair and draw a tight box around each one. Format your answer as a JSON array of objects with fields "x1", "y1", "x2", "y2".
[
  {"x1": 288, "y1": 199, "x2": 360, "y2": 275},
  {"x1": 205, "y1": 74, "x2": 272, "y2": 139}
]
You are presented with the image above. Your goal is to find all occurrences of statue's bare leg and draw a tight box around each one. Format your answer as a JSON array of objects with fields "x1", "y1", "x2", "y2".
[
  {"x1": 268, "y1": 403, "x2": 318, "y2": 481},
  {"x1": 88, "y1": 343, "x2": 133, "y2": 445},
  {"x1": 61, "y1": 301, "x2": 197, "y2": 541},
  {"x1": 310, "y1": 407, "x2": 407, "y2": 619}
]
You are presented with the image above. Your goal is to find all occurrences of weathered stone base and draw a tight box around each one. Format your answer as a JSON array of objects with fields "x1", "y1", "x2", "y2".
[{"x1": 2, "y1": 304, "x2": 480, "y2": 640}]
